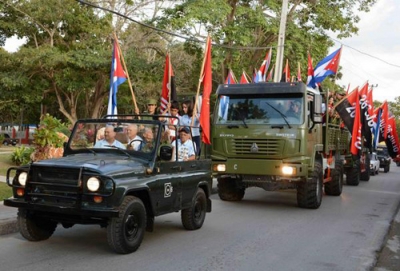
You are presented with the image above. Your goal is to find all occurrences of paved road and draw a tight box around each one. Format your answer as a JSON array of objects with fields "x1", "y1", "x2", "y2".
[{"x1": 1, "y1": 167, "x2": 400, "y2": 271}]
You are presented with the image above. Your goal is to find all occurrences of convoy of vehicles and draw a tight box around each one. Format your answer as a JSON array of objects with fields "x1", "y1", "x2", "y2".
[
  {"x1": 210, "y1": 82, "x2": 350, "y2": 209},
  {"x1": 4, "y1": 116, "x2": 212, "y2": 254}
]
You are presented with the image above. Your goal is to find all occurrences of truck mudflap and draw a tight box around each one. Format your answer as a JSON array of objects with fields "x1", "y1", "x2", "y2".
[{"x1": 212, "y1": 158, "x2": 309, "y2": 177}]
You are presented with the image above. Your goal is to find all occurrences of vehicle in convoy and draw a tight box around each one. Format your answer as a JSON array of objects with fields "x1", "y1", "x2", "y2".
[
  {"x1": 4, "y1": 116, "x2": 212, "y2": 254},
  {"x1": 2, "y1": 133, "x2": 19, "y2": 146},
  {"x1": 211, "y1": 82, "x2": 350, "y2": 209},
  {"x1": 377, "y1": 145, "x2": 391, "y2": 173},
  {"x1": 369, "y1": 152, "x2": 380, "y2": 175}
]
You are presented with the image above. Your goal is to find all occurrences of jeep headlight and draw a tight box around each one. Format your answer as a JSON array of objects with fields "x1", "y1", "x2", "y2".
[
  {"x1": 18, "y1": 172, "x2": 28, "y2": 186},
  {"x1": 87, "y1": 177, "x2": 100, "y2": 192},
  {"x1": 282, "y1": 166, "x2": 296, "y2": 175}
]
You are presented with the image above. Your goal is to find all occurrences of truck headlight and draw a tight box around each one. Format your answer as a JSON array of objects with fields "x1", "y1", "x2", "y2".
[
  {"x1": 87, "y1": 177, "x2": 100, "y2": 192},
  {"x1": 282, "y1": 166, "x2": 296, "y2": 175},
  {"x1": 18, "y1": 172, "x2": 28, "y2": 186},
  {"x1": 213, "y1": 164, "x2": 226, "y2": 172}
]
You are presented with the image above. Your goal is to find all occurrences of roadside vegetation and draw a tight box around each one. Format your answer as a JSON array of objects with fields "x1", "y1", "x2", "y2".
[{"x1": 0, "y1": 148, "x2": 13, "y2": 200}]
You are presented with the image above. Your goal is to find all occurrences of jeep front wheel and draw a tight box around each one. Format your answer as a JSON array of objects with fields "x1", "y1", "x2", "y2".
[
  {"x1": 18, "y1": 209, "x2": 57, "y2": 241},
  {"x1": 217, "y1": 177, "x2": 245, "y2": 201},
  {"x1": 107, "y1": 196, "x2": 146, "y2": 254},
  {"x1": 181, "y1": 188, "x2": 207, "y2": 230},
  {"x1": 297, "y1": 161, "x2": 323, "y2": 209}
]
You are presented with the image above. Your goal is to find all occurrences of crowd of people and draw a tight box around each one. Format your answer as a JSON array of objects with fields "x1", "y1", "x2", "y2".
[{"x1": 94, "y1": 97, "x2": 201, "y2": 161}]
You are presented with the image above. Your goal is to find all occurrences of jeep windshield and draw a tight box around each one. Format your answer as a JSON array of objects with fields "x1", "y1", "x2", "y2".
[
  {"x1": 66, "y1": 119, "x2": 163, "y2": 159},
  {"x1": 215, "y1": 94, "x2": 304, "y2": 125}
]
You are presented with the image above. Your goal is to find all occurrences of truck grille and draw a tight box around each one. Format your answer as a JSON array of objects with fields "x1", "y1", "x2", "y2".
[
  {"x1": 27, "y1": 166, "x2": 82, "y2": 206},
  {"x1": 230, "y1": 138, "x2": 282, "y2": 155}
]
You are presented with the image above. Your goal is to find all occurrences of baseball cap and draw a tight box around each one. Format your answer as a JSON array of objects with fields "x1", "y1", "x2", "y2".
[
  {"x1": 147, "y1": 98, "x2": 157, "y2": 105},
  {"x1": 179, "y1": 126, "x2": 191, "y2": 134}
]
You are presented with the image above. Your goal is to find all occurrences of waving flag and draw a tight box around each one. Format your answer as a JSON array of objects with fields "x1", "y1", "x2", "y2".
[
  {"x1": 240, "y1": 71, "x2": 250, "y2": 84},
  {"x1": 359, "y1": 83, "x2": 373, "y2": 149},
  {"x1": 386, "y1": 117, "x2": 400, "y2": 158},
  {"x1": 160, "y1": 53, "x2": 177, "y2": 112},
  {"x1": 281, "y1": 59, "x2": 290, "y2": 82},
  {"x1": 255, "y1": 48, "x2": 272, "y2": 82},
  {"x1": 314, "y1": 47, "x2": 342, "y2": 84},
  {"x1": 266, "y1": 64, "x2": 274, "y2": 82},
  {"x1": 107, "y1": 40, "x2": 127, "y2": 115},
  {"x1": 373, "y1": 107, "x2": 382, "y2": 150},
  {"x1": 306, "y1": 53, "x2": 316, "y2": 88},
  {"x1": 335, "y1": 87, "x2": 359, "y2": 132},
  {"x1": 224, "y1": 69, "x2": 237, "y2": 84},
  {"x1": 381, "y1": 101, "x2": 389, "y2": 139},
  {"x1": 297, "y1": 62, "x2": 302, "y2": 82},
  {"x1": 199, "y1": 36, "x2": 212, "y2": 145},
  {"x1": 351, "y1": 91, "x2": 362, "y2": 156}
]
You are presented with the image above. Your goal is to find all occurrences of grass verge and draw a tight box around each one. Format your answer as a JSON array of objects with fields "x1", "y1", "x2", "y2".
[{"x1": 0, "y1": 182, "x2": 12, "y2": 201}]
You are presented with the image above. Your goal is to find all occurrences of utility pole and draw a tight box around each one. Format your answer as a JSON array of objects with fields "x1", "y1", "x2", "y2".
[{"x1": 273, "y1": 0, "x2": 288, "y2": 82}]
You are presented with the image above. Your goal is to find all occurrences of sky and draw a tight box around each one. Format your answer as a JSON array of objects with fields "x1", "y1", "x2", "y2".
[
  {"x1": 328, "y1": 0, "x2": 400, "y2": 102},
  {"x1": 3, "y1": 0, "x2": 400, "y2": 102}
]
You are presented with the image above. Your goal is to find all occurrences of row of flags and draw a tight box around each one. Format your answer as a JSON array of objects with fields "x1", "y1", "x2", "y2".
[
  {"x1": 334, "y1": 82, "x2": 399, "y2": 158},
  {"x1": 107, "y1": 38, "x2": 397, "y2": 156},
  {"x1": 107, "y1": 36, "x2": 212, "y2": 145}
]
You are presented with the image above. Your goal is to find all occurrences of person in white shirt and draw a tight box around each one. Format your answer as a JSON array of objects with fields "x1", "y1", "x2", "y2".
[
  {"x1": 180, "y1": 99, "x2": 201, "y2": 155},
  {"x1": 126, "y1": 124, "x2": 143, "y2": 151},
  {"x1": 171, "y1": 126, "x2": 196, "y2": 161},
  {"x1": 94, "y1": 125, "x2": 125, "y2": 149}
]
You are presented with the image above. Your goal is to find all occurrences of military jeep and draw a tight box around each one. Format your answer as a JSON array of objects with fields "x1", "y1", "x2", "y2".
[{"x1": 4, "y1": 116, "x2": 212, "y2": 254}]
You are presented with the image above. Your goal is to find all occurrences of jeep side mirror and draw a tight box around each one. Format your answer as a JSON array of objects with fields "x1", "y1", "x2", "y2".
[{"x1": 159, "y1": 145, "x2": 173, "y2": 161}]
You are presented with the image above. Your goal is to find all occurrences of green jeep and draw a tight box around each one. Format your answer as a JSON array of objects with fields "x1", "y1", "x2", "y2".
[{"x1": 4, "y1": 116, "x2": 212, "y2": 254}]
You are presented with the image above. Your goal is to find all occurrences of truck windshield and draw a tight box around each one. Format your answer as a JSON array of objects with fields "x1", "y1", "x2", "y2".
[{"x1": 215, "y1": 95, "x2": 304, "y2": 125}]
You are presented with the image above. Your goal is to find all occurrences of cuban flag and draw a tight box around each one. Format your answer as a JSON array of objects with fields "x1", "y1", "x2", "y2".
[
  {"x1": 313, "y1": 47, "x2": 342, "y2": 84},
  {"x1": 255, "y1": 48, "x2": 272, "y2": 82},
  {"x1": 107, "y1": 40, "x2": 127, "y2": 116},
  {"x1": 224, "y1": 69, "x2": 237, "y2": 84},
  {"x1": 306, "y1": 53, "x2": 316, "y2": 88}
]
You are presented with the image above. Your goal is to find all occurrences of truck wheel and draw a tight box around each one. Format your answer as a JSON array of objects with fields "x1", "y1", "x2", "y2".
[
  {"x1": 181, "y1": 188, "x2": 207, "y2": 230},
  {"x1": 217, "y1": 177, "x2": 245, "y2": 201},
  {"x1": 384, "y1": 165, "x2": 390, "y2": 173},
  {"x1": 346, "y1": 159, "x2": 360, "y2": 186},
  {"x1": 360, "y1": 155, "x2": 370, "y2": 181},
  {"x1": 324, "y1": 160, "x2": 343, "y2": 196},
  {"x1": 18, "y1": 209, "x2": 57, "y2": 241},
  {"x1": 107, "y1": 196, "x2": 146, "y2": 254},
  {"x1": 297, "y1": 162, "x2": 323, "y2": 209},
  {"x1": 396, "y1": 162, "x2": 400, "y2": 167}
]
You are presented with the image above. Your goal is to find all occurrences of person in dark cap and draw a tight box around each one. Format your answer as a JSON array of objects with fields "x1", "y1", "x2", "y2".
[{"x1": 171, "y1": 126, "x2": 196, "y2": 161}]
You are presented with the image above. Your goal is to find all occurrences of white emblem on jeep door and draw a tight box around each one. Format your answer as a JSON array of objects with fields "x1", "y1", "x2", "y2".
[{"x1": 164, "y1": 183, "x2": 173, "y2": 198}]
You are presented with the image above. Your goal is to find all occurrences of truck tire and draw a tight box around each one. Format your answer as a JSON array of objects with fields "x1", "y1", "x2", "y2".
[
  {"x1": 181, "y1": 188, "x2": 207, "y2": 230},
  {"x1": 346, "y1": 159, "x2": 360, "y2": 186},
  {"x1": 297, "y1": 162, "x2": 323, "y2": 209},
  {"x1": 107, "y1": 196, "x2": 146, "y2": 254},
  {"x1": 324, "y1": 160, "x2": 343, "y2": 196},
  {"x1": 384, "y1": 164, "x2": 390, "y2": 173},
  {"x1": 18, "y1": 209, "x2": 57, "y2": 241},
  {"x1": 217, "y1": 177, "x2": 245, "y2": 201},
  {"x1": 396, "y1": 162, "x2": 400, "y2": 167},
  {"x1": 360, "y1": 155, "x2": 370, "y2": 181}
]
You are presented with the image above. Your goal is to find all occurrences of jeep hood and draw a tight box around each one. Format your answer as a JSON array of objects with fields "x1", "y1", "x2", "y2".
[{"x1": 31, "y1": 153, "x2": 147, "y2": 176}]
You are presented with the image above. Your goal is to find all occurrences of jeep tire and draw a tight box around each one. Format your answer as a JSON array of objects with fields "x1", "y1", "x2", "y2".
[
  {"x1": 181, "y1": 188, "x2": 207, "y2": 230},
  {"x1": 346, "y1": 158, "x2": 360, "y2": 186},
  {"x1": 107, "y1": 196, "x2": 146, "y2": 254},
  {"x1": 217, "y1": 177, "x2": 245, "y2": 201},
  {"x1": 325, "y1": 160, "x2": 343, "y2": 196},
  {"x1": 384, "y1": 164, "x2": 390, "y2": 173},
  {"x1": 18, "y1": 209, "x2": 57, "y2": 241},
  {"x1": 297, "y1": 161, "x2": 323, "y2": 209}
]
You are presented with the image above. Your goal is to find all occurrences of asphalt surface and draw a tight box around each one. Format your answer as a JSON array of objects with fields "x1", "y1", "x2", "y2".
[{"x1": 1, "y1": 175, "x2": 399, "y2": 270}]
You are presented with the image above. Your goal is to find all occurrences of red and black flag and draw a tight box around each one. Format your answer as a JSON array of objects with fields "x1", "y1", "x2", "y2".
[
  {"x1": 160, "y1": 53, "x2": 177, "y2": 112},
  {"x1": 335, "y1": 88, "x2": 359, "y2": 132},
  {"x1": 350, "y1": 91, "x2": 362, "y2": 156},
  {"x1": 385, "y1": 117, "x2": 400, "y2": 158},
  {"x1": 359, "y1": 83, "x2": 373, "y2": 149}
]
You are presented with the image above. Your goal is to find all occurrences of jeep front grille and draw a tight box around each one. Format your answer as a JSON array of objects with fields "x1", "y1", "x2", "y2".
[
  {"x1": 27, "y1": 166, "x2": 82, "y2": 206},
  {"x1": 230, "y1": 138, "x2": 282, "y2": 155}
]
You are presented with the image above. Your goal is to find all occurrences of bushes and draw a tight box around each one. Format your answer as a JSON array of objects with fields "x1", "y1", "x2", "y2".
[{"x1": 11, "y1": 146, "x2": 34, "y2": 166}]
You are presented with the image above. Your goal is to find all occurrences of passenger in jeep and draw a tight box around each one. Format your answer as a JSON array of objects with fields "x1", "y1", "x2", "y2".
[{"x1": 94, "y1": 125, "x2": 125, "y2": 149}]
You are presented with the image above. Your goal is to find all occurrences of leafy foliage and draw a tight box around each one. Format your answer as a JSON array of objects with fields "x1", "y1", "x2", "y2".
[{"x1": 11, "y1": 146, "x2": 34, "y2": 166}]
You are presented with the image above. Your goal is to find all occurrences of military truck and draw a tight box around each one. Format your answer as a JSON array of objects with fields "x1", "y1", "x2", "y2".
[
  {"x1": 4, "y1": 116, "x2": 212, "y2": 254},
  {"x1": 376, "y1": 144, "x2": 391, "y2": 172},
  {"x1": 211, "y1": 82, "x2": 351, "y2": 209}
]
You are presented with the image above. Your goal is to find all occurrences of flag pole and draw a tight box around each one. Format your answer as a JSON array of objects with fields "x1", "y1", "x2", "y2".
[
  {"x1": 113, "y1": 32, "x2": 139, "y2": 114},
  {"x1": 192, "y1": 35, "x2": 210, "y2": 127}
]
